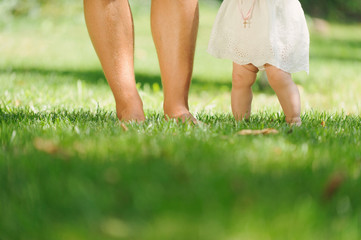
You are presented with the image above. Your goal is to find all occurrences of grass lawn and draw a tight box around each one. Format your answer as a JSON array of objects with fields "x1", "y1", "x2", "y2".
[{"x1": 1, "y1": 2, "x2": 361, "y2": 240}]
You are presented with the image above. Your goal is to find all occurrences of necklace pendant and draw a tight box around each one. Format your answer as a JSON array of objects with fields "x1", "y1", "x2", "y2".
[{"x1": 243, "y1": 21, "x2": 247, "y2": 28}]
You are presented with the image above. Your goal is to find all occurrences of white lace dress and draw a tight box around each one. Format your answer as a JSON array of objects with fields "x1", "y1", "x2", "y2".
[{"x1": 207, "y1": 0, "x2": 310, "y2": 73}]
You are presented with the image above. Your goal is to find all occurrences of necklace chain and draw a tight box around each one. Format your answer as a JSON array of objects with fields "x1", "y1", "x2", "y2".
[{"x1": 238, "y1": 0, "x2": 256, "y2": 28}]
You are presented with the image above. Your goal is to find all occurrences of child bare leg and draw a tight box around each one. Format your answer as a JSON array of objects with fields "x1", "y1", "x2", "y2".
[
  {"x1": 232, "y1": 63, "x2": 259, "y2": 121},
  {"x1": 265, "y1": 64, "x2": 301, "y2": 126}
]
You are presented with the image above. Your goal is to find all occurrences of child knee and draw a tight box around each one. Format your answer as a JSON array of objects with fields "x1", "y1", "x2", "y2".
[
  {"x1": 268, "y1": 76, "x2": 293, "y2": 90},
  {"x1": 266, "y1": 67, "x2": 292, "y2": 88},
  {"x1": 232, "y1": 72, "x2": 256, "y2": 89}
]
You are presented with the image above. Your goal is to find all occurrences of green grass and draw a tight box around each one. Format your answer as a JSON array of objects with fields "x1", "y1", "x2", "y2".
[{"x1": 1, "y1": 3, "x2": 361, "y2": 240}]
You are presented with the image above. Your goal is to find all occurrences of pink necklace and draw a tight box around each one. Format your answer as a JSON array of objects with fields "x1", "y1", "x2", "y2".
[{"x1": 238, "y1": 0, "x2": 256, "y2": 28}]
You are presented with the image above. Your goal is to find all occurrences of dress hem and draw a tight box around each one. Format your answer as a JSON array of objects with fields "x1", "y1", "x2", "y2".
[{"x1": 207, "y1": 49, "x2": 309, "y2": 75}]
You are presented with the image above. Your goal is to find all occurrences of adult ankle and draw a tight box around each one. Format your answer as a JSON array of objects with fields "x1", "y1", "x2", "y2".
[
  {"x1": 286, "y1": 116, "x2": 302, "y2": 126},
  {"x1": 116, "y1": 102, "x2": 145, "y2": 122},
  {"x1": 163, "y1": 104, "x2": 190, "y2": 118}
]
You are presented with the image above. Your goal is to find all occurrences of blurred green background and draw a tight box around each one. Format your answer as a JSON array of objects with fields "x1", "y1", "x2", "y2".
[
  {"x1": 1, "y1": 1, "x2": 361, "y2": 240},
  {"x1": 1, "y1": 0, "x2": 361, "y2": 23}
]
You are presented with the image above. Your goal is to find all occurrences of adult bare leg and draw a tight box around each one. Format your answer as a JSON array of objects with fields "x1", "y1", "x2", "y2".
[
  {"x1": 84, "y1": 0, "x2": 145, "y2": 122},
  {"x1": 151, "y1": 0, "x2": 199, "y2": 123}
]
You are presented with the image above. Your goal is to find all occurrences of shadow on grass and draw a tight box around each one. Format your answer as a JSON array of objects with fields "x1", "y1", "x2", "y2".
[
  {"x1": 1, "y1": 66, "x2": 274, "y2": 94},
  {"x1": 0, "y1": 107, "x2": 118, "y2": 124}
]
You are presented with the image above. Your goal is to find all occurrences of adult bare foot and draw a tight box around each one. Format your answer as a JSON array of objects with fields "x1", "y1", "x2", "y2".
[
  {"x1": 117, "y1": 110, "x2": 145, "y2": 122},
  {"x1": 286, "y1": 117, "x2": 302, "y2": 127},
  {"x1": 116, "y1": 101, "x2": 145, "y2": 122},
  {"x1": 165, "y1": 112, "x2": 199, "y2": 125}
]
